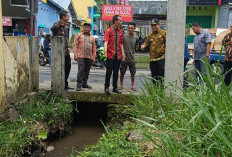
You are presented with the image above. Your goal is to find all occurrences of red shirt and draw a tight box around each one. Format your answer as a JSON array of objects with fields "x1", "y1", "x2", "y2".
[{"x1": 103, "y1": 26, "x2": 124, "y2": 60}]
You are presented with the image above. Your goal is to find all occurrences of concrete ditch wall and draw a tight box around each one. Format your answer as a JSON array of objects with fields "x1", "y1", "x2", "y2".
[{"x1": 0, "y1": 36, "x2": 39, "y2": 114}]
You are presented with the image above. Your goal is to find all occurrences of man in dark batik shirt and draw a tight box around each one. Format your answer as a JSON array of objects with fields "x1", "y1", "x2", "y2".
[
  {"x1": 222, "y1": 24, "x2": 232, "y2": 86},
  {"x1": 51, "y1": 10, "x2": 74, "y2": 90}
]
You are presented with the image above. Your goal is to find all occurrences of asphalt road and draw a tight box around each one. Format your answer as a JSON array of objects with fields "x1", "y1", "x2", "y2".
[{"x1": 39, "y1": 63, "x2": 151, "y2": 90}]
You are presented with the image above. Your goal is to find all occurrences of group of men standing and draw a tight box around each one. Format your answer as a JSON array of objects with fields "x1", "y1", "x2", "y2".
[{"x1": 50, "y1": 10, "x2": 232, "y2": 93}]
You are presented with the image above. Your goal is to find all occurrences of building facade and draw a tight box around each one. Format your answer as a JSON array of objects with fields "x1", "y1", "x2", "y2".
[{"x1": 2, "y1": 0, "x2": 37, "y2": 36}]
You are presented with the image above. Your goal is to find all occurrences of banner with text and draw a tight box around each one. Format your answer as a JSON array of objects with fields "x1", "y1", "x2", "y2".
[
  {"x1": 2, "y1": 17, "x2": 12, "y2": 26},
  {"x1": 102, "y1": 5, "x2": 133, "y2": 22}
]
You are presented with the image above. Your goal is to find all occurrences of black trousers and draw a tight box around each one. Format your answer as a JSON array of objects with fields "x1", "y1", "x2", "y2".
[
  {"x1": 77, "y1": 58, "x2": 92, "y2": 86},
  {"x1": 224, "y1": 61, "x2": 232, "y2": 86},
  {"x1": 184, "y1": 59, "x2": 189, "y2": 88},
  {"x1": 150, "y1": 59, "x2": 165, "y2": 84},
  {"x1": 105, "y1": 58, "x2": 121, "y2": 89},
  {"x1": 65, "y1": 54, "x2": 71, "y2": 88}
]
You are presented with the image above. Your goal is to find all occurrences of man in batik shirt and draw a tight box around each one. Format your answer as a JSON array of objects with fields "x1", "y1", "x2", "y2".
[
  {"x1": 51, "y1": 10, "x2": 74, "y2": 90},
  {"x1": 103, "y1": 15, "x2": 125, "y2": 94},
  {"x1": 222, "y1": 24, "x2": 232, "y2": 86},
  {"x1": 73, "y1": 23, "x2": 96, "y2": 91},
  {"x1": 141, "y1": 19, "x2": 166, "y2": 85}
]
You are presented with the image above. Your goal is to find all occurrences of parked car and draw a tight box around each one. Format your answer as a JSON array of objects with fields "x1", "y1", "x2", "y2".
[{"x1": 209, "y1": 52, "x2": 225, "y2": 74}]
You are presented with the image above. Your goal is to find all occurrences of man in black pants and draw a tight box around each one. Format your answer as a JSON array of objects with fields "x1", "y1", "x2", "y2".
[
  {"x1": 103, "y1": 15, "x2": 125, "y2": 94},
  {"x1": 141, "y1": 19, "x2": 166, "y2": 86},
  {"x1": 51, "y1": 10, "x2": 74, "y2": 90}
]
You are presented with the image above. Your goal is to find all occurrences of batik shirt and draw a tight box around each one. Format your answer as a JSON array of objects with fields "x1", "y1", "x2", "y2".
[
  {"x1": 73, "y1": 33, "x2": 96, "y2": 61},
  {"x1": 143, "y1": 29, "x2": 166, "y2": 62},
  {"x1": 103, "y1": 26, "x2": 124, "y2": 60},
  {"x1": 51, "y1": 21, "x2": 70, "y2": 55},
  {"x1": 222, "y1": 33, "x2": 232, "y2": 61}
]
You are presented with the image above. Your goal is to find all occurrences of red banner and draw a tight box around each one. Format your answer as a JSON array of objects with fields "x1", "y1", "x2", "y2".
[
  {"x1": 102, "y1": 5, "x2": 133, "y2": 22},
  {"x1": 2, "y1": 17, "x2": 12, "y2": 26}
]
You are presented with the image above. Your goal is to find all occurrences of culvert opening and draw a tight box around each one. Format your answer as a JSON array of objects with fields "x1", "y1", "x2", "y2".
[
  {"x1": 73, "y1": 102, "x2": 108, "y2": 126},
  {"x1": 46, "y1": 102, "x2": 108, "y2": 157}
]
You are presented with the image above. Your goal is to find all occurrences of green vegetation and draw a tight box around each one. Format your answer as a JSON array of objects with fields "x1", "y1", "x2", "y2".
[
  {"x1": 76, "y1": 125, "x2": 145, "y2": 157},
  {"x1": 76, "y1": 49, "x2": 232, "y2": 156},
  {"x1": 135, "y1": 55, "x2": 150, "y2": 69},
  {"x1": 0, "y1": 91, "x2": 72, "y2": 157}
]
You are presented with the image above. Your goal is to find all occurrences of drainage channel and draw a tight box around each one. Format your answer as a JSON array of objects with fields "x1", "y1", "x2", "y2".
[{"x1": 45, "y1": 102, "x2": 108, "y2": 157}]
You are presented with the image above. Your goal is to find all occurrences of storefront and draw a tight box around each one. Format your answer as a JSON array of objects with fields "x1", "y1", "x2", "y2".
[{"x1": 3, "y1": 17, "x2": 28, "y2": 36}]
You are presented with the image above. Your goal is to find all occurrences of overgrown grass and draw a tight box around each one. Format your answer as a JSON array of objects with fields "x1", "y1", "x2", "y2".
[
  {"x1": 133, "y1": 49, "x2": 232, "y2": 156},
  {"x1": 76, "y1": 48, "x2": 232, "y2": 156},
  {"x1": 0, "y1": 91, "x2": 72, "y2": 157}
]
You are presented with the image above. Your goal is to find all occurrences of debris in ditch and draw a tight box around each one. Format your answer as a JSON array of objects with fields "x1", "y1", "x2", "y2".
[{"x1": 47, "y1": 146, "x2": 55, "y2": 152}]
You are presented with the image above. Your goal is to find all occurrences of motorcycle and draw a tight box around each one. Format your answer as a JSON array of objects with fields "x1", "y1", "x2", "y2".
[
  {"x1": 94, "y1": 47, "x2": 106, "y2": 68},
  {"x1": 39, "y1": 49, "x2": 50, "y2": 66}
]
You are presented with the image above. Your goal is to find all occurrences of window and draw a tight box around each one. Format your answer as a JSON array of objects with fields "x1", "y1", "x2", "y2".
[
  {"x1": 11, "y1": 0, "x2": 29, "y2": 7},
  {"x1": 87, "y1": 7, "x2": 92, "y2": 19}
]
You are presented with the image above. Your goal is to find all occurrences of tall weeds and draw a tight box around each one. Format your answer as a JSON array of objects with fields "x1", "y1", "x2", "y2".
[{"x1": 134, "y1": 49, "x2": 232, "y2": 156}]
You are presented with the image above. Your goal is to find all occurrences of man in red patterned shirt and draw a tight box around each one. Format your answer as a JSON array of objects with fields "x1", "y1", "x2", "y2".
[{"x1": 103, "y1": 15, "x2": 125, "y2": 94}]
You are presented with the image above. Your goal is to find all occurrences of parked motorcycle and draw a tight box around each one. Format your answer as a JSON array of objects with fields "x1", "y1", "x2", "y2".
[
  {"x1": 39, "y1": 50, "x2": 50, "y2": 66},
  {"x1": 94, "y1": 47, "x2": 106, "y2": 68}
]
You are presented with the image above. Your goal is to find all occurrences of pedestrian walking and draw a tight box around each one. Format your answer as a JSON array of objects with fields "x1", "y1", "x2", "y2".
[
  {"x1": 51, "y1": 10, "x2": 74, "y2": 90},
  {"x1": 119, "y1": 22, "x2": 139, "y2": 91},
  {"x1": 141, "y1": 19, "x2": 166, "y2": 86},
  {"x1": 103, "y1": 15, "x2": 125, "y2": 94},
  {"x1": 192, "y1": 22, "x2": 211, "y2": 79},
  {"x1": 222, "y1": 24, "x2": 232, "y2": 86},
  {"x1": 73, "y1": 23, "x2": 96, "y2": 91}
]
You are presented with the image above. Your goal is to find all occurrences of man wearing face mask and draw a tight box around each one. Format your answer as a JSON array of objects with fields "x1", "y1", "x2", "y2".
[
  {"x1": 51, "y1": 10, "x2": 74, "y2": 91},
  {"x1": 73, "y1": 23, "x2": 96, "y2": 92},
  {"x1": 141, "y1": 19, "x2": 166, "y2": 85}
]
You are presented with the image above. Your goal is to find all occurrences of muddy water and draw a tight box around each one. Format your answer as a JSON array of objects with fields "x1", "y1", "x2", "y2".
[{"x1": 45, "y1": 103, "x2": 108, "y2": 157}]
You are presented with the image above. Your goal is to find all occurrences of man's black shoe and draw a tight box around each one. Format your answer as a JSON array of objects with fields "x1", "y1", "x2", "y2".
[
  {"x1": 105, "y1": 88, "x2": 110, "y2": 94},
  {"x1": 82, "y1": 84, "x2": 92, "y2": 89},
  {"x1": 65, "y1": 86, "x2": 74, "y2": 90},
  {"x1": 76, "y1": 86, "x2": 82, "y2": 92},
  {"x1": 113, "y1": 88, "x2": 122, "y2": 94}
]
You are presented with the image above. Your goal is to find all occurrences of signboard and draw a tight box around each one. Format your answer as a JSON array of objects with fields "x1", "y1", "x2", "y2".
[
  {"x1": 102, "y1": 5, "x2": 133, "y2": 22},
  {"x1": 2, "y1": 17, "x2": 12, "y2": 27},
  {"x1": 41, "y1": 0, "x2": 47, "y2": 3},
  {"x1": 93, "y1": 14, "x2": 101, "y2": 18}
]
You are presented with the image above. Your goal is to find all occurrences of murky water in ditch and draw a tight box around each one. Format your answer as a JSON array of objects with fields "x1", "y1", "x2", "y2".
[{"x1": 45, "y1": 103, "x2": 108, "y2": 157}]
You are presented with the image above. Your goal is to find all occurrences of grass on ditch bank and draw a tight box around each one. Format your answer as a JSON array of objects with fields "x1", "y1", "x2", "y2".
[
  {"x1": 75, "y1": 50, "x2": 232, "y2": 156},
  {"x1": 0, "y1": 91, "x2": 73, "y2": 157}
]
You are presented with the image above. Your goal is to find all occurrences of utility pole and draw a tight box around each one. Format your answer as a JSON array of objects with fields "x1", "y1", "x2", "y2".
[
  {"x1": 0, "y1": 0, "x2": 5, "y2": 113},
  {"x1": 29, "y1": 0, "x2": 34, "y2": 71},
  {"x1": 164, "y1": 0, "x2": 186, "y2": 94},
  {"x1": 30, "y1": 0, "x2": 34, "y2": 36}
]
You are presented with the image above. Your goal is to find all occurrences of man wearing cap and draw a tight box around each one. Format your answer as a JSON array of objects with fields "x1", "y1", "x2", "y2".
[
  {"x1": 141, "y1": 19, "x2": 166, "y2": 85},
  {"x1": 73, "y1": 23, "x2": 96, "y2": 91}
]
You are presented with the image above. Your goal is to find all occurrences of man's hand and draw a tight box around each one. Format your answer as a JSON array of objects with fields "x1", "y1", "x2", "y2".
[
  {"x1": 92, "y1": 59, "x2": 95, "y2": 65},
  {"x1": 206, "y1": 56, "x2": 210, "y2": 61},
  {"x1": 104, "y1": 50, "x2": 107, "y2": 58},
  {"x1": 122, "y1": 54, "x2": 125, "y2": 62},
  {"x1": 141, "y1": 45, "x2": 145, "y2": 50}
]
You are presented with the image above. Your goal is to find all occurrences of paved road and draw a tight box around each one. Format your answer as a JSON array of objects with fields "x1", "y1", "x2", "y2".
[{"x1": 39, "y1": 63, "x2": 151, "y2": 90}]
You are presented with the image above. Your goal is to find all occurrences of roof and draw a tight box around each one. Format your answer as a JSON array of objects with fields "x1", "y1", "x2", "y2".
[
  {"x1": 47, "y1": 0, "x2": 64, "y2": 10},
  {"x1": 50, "y1": 0, "x2": 71, "y2": 9}
]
